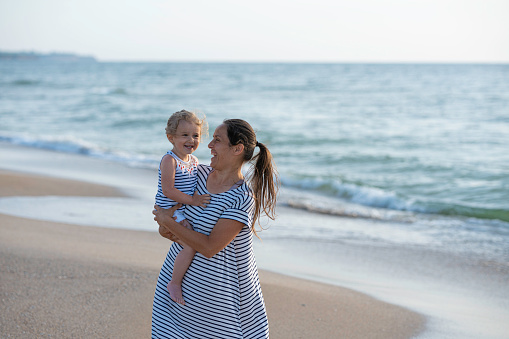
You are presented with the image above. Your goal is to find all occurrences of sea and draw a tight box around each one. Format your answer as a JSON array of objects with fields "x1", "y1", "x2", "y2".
[
  {"x1": 1, "y1": 60, "x2": 508, "y2": 259},
  {"x1": 1, "y1": 60, "x2": 509, "y2": 338}
]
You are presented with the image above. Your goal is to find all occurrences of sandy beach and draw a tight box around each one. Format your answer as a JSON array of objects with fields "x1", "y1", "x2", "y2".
[{"x1": 0, "y1": 168, "x2": 424, "y2": 338}]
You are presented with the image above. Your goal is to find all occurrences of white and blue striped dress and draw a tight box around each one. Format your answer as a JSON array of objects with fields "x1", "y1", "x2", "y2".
[
  {"x1": 155, "y1": 151, "x2": 199, "y2": 221},
  {"x1": 152, "y1": 164, "x2": 269, "y2": 339}
]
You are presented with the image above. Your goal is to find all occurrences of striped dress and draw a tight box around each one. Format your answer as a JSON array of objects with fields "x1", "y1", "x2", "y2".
[
  {"x1": 152, "y1": 164, "x2": 269, "y2": 339},
  {"x1": 155, "y1": 151, "x2": 199, "y2": 221}
]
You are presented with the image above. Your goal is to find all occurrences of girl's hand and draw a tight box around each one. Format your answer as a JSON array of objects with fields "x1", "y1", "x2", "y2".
[{"x1": 191, "y1": 192, "x2": 211, "y2": 207}]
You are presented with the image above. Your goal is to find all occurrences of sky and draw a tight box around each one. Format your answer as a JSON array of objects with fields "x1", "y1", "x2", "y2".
[{"x1": 1, "y1": 0, "x2": 508, "y2": 63}]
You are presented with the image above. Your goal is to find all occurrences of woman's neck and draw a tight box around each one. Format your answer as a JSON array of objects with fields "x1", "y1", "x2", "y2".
[{"x1": 208, "y1": 166, "x2": 243, "y2": 194}]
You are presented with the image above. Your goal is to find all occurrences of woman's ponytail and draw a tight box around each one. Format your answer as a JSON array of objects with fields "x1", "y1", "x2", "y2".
[
  {"x1": 223, "y1": 119, "x2": 279, "y2": 235},
  {"x1": 251, "y1": 141, "x2": 279, "y2": 232}
]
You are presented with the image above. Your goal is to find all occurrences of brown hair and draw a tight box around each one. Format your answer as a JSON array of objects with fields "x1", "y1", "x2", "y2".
[
  {"x1": 223, "y1": 119, "x2": 279, "y2": 235},
  {"x1": 165, "y1": 110, "x2": 208, "y2": 139}
]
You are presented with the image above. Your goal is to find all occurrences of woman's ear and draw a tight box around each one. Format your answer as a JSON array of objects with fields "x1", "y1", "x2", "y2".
[{"x1": 233, "y1": 143, "x2": 244, "y2": 155}]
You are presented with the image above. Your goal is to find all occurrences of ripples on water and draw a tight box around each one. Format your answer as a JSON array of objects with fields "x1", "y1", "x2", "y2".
[{"x1": 1, "y1": 61, "x2": 508, "y2": 257}]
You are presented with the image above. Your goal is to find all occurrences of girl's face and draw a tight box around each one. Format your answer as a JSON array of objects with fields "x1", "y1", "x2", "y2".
[
  {"x1": 167, "y1": 120, "x2": 201, "y2": 161},
  {"x1": 208, "y1": 124, "x2": 233, "y2": 169}
]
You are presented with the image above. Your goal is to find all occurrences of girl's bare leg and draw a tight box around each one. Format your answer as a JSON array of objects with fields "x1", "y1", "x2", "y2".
[{"x1": 167, "y1": 245, "x2": 195, "y2": 305}]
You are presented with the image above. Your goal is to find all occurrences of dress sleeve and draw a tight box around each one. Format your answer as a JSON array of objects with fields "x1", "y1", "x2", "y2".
[{"x1": 220, "y1": 192, "x2": 255, "y2": 228}]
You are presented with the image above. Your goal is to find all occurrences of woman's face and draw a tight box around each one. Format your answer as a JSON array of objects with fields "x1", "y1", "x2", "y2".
[{"x1": 208, "y1": 124, "x2": 233, "y2": 169}]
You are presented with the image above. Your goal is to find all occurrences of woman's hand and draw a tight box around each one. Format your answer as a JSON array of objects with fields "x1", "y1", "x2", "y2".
[
  {"x1": 180, "y1": 219, "x2": 193, "y2": 230},
  {"x1": 154, "y1": 204, "x2": 245, "y2": 258},
  {"x1": 153, "y1": 204, "x2": 182, "y2": 242}
]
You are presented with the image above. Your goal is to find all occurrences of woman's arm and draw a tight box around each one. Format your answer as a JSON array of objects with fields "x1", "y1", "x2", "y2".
[{"x1": 154, "y1": 204, "x2": 244, "y2": 258}]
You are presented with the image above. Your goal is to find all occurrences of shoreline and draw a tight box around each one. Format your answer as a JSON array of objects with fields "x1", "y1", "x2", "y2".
[{"x1": 0, "y1": 168, "x2": 425, "y2": 338}]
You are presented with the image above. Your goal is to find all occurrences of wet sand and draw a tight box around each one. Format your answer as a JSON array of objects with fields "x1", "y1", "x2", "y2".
[{"x1": 0, "y1": 170, "x2": 424, "y2": 338}]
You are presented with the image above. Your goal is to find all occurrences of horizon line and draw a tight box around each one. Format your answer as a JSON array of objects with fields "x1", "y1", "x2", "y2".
[
  {"x1": 1, "y1": 50, "x2": 508, "y2": 64},
  {"x1": 96, "y1": 59, "x2": 509, "y2": 65}
]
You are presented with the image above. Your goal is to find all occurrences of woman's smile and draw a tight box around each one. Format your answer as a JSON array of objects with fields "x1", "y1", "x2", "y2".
[{"x1": 208, "y1": 124, "x2": 229, "y2": 167}]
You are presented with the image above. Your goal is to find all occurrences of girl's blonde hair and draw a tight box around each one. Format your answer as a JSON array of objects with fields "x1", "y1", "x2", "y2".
[{"x1": 165, "y1": 110, "x2": 208, "y2": 139}]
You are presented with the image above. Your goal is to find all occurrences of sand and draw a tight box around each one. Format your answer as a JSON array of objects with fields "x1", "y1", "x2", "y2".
[{"x1": 0, "y1": 170, "x2": 424, "y2": 338}]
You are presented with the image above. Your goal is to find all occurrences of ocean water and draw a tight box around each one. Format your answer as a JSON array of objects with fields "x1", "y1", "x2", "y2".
[{"x1": 1, "y1": 60, "x2": 508, "y2": 264}]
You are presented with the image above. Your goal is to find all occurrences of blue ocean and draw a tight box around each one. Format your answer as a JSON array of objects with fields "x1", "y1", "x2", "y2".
[{"x1": 1, "y1": 60, "x2": 508, "y2": 264}]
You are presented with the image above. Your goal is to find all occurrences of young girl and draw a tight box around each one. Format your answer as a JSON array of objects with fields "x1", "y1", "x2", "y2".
[{"x1": 154, "y1": 110, "x2": 210, "y2": 305}]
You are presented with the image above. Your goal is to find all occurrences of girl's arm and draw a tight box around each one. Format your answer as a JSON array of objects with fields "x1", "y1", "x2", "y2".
[
  {"x1": 160, "y1": 155, "x2": 209, "y2": 207},
  {"x1": 154, "y1": 204, "x2": 243, "y2": 258}
]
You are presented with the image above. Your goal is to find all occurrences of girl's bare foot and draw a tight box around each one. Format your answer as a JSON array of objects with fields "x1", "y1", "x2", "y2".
[{"x1": 167, "y1": 280, "x2": 185, "y2": 305}]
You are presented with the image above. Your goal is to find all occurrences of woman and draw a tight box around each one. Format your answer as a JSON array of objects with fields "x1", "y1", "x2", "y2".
[{"x1": 152, "y1": 119, "x2": 279, "y2": 338}]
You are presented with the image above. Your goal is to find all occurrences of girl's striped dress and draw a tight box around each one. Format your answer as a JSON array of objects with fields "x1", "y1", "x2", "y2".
[
  {"x1": 152, "y1": 164, "x2": 269, "y2": 339},
  {"x1": 155, "y1": 150, "x2": 199, "y2": 221}
]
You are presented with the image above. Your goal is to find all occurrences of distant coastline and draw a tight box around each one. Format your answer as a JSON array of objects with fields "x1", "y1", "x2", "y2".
[{"x1": 0, "y1": 51, "x2": 96, "y2": 62}]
